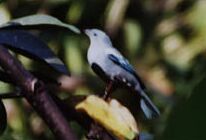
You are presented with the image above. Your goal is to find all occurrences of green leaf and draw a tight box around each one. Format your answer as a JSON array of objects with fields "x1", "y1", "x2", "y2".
[
  {"x1": 0, "y1": 14, "x2": 80, "y2": 34},
  {"x1": 161, "y1": 76, "x2": 206, "y2": 140}
]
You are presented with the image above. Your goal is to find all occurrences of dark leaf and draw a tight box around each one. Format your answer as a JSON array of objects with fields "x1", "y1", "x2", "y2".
[
  {"x1": 161, "y1": 76, "x2": 206, "y2": 140},
  {"x1": 0, "y1": 30, "x2": 69, "y2": 75},
  {"x1": 0, "y1": 14, "x2": 80, "y2": 34},
  {"x1": 0, "y1": 100, "x2": 7, "y2": 135}
]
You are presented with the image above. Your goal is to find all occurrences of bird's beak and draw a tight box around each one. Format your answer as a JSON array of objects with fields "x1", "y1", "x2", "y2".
[{"x1": 84, "y1": 29, "x2": 90, "y2": 36}]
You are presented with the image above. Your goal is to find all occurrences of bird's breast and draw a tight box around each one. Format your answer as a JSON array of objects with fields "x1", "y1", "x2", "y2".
[{"x1": 87, "y1": 46, "x2": 105, "y2": 66}]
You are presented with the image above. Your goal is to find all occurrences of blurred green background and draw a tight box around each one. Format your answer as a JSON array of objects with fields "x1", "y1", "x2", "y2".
[{"x1": 0, "y1": 0, "x2": 206, "y2": 140}]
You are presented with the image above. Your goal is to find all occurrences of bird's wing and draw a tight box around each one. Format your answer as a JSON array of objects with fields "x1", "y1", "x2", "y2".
[
  {"x1": 108, "y1": 54, "x2": 135, "y2": 75},
  {"x1": 108, "y1": 53, "x2": 145, "y2": 89}
]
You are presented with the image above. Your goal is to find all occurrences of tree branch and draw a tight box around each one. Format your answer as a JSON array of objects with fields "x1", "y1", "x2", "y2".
[{"x1": 0, "y1": 45, "x2": 77, "y2": 140}]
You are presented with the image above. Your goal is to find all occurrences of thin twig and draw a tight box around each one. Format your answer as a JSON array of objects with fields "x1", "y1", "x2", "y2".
[{"x1": 0, "y1": 92, "x2": 23, "y2": 99}]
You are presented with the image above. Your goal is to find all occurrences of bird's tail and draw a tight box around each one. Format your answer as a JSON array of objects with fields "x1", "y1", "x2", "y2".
[{"x1": 138, "y1": 90, "x2": 160, "y2": 119}]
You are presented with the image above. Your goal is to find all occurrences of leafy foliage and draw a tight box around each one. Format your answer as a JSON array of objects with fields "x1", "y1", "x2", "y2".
[
  {"x1": 0, "y1": 0, "x2": 205, "y2": 140},
  {"x1": 161, "y1": 76, "x2": 206, "y2": 140}
]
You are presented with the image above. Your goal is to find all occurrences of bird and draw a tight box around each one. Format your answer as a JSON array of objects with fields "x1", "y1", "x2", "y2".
[{"x1": 85, "y1": 29, "x2": 160, "y2": 119}]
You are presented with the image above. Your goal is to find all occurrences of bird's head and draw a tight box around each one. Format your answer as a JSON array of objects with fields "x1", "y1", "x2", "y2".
[{"x1": 84, "y1": 29, "x2": 112, "y2": 47}]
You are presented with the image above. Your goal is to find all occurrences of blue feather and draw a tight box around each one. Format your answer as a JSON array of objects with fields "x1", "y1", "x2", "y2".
[
  {"x1": 108, "y1": 54, "x2": 135, "y2": 74},
  {"x1": 108, "y1": 54, "x2": 145, "y2": 89}
]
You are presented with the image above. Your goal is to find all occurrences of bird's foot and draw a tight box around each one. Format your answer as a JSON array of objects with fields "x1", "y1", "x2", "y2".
[
  {"x1": 102, "y1": 81, "x2": 115, "y2": 100},
  {"x1": 102, "y1": 91, "x2": 110, "y2": 100}
]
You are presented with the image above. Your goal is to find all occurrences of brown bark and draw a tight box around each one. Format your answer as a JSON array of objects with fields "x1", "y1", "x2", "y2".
[{"x1": 0, "y1": 45, "x2": 77, "y2": 140}]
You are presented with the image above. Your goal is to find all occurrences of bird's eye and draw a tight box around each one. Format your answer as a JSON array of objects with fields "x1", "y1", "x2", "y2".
[{"x1": 93, "y1": 33, "x2": 97, "y2": 36}]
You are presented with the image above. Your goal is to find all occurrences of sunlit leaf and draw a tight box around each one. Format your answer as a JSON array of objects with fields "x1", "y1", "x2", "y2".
[
  {"x1": 162, "y1": 34, "x2": 191, "y2": 70},
  {"x1": 185, "y1": 1, "x2": 206, "y2": 32},
  {"x1": 105, "y1": 0, "x2": 129, "y2": 34},
  {"x1": 64, "y1": 36, "x2": 83, "y2": 74},
  {"x1": 124, "y1": 20, "x2": 142, "y2": 56},
  {"x1": 76, "y1": 95, "x2": 139, "y2": 140},
  {"x1": 3, "y1": 100, "x2": 24, "y2": 134},
  {"x1": 0, "y1": 30, "x2": 69, "y2": 75},
  {"x1": 0, "y1": 14, "x2": 80, "y2": 34},
  {"x1": 0, "y1": 4, "x2": 11, "y2": 25},
  {"x1": 66, "y1": 1, "x2": 84, "y2": 23}
]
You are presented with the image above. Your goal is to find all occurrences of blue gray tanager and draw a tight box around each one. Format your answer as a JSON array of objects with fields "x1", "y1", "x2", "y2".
[{"x1": 85, "y1": 29, "x2": 160, "y2": 119}]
